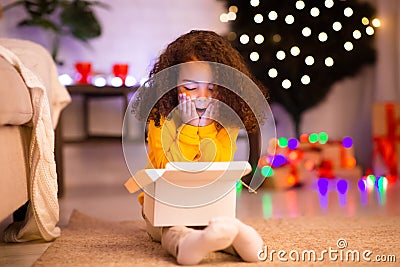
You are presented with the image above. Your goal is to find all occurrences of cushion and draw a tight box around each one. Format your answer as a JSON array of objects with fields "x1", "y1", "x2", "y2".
[{"x1": 0, "y1": 57, "x2": 33, "y2": 126}]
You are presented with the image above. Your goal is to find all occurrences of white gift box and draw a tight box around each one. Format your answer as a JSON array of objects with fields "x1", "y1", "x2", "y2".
[{"x1": 125, "y1": 161, "x2": 251, "y2": 226}]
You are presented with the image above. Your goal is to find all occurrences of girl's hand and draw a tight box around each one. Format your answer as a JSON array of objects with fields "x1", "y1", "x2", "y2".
[
  {"x1": 178, "y1": 93, "x2": 200, "y2": 126},
  {"x1": 198, "y1": 100, "x2": 216, "y2": 126}
]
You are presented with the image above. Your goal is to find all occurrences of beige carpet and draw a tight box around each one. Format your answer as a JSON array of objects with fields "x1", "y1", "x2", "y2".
[{"x1": 34, "y1": 210, "x2": 399, "y2": 266}]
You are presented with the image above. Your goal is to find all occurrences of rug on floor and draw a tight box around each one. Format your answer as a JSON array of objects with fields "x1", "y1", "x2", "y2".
[{"x1": 34, "y1": 210, "x2": 399, "y2": 266}]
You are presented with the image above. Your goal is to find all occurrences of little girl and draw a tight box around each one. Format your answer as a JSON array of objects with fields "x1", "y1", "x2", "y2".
[{"x1": 132, "y1": 30, "x2": 269, "y2": 265}]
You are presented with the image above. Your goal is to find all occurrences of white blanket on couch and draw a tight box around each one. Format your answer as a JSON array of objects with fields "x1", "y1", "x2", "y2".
[{"x1": 0, "y1": 39, "x2": 70, "y2": 242}]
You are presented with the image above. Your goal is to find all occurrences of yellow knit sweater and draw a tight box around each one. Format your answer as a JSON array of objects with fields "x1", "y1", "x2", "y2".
[{"x1": 138, "y1": 116, "x2": 239, "y2": 205}]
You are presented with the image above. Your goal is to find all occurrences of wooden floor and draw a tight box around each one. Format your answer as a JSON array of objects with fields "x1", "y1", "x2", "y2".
[{"x1": 1, "y1": 140, "x2": 399, "y2": 267}]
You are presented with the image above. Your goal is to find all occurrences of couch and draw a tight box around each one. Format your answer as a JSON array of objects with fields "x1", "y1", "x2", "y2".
[{"x1": 0, "y1": 38, "x2": 71, "y2": 241}]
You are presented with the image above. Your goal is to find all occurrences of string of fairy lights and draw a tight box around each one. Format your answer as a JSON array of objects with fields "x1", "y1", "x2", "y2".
[{"x1": 220, "y1": 0, "x2": 380, "y2": 91}]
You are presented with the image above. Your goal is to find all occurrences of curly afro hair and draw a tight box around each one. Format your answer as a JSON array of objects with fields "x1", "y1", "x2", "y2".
[{"x1": 132, "y1": 30, "x2": 269, "y2": 133}]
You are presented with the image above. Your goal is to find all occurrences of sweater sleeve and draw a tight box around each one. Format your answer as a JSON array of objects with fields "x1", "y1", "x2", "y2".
[{"x1": 146, "y1": 119, "x2": 201, "y2": 168}]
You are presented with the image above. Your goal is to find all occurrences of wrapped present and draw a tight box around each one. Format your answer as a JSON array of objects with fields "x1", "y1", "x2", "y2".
[{"x1": 372, "y1": 102, "x2": 400, "y2": 183}]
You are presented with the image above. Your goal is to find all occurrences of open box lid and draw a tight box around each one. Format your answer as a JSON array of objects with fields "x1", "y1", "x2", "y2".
[{"x1": 124, "y1": 161, "x2": 252, "y2": 194}]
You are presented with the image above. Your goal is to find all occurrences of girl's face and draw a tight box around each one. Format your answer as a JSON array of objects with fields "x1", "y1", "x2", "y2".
[{"x1": 177, "y1": 61, "x2": 214, "y2": 107}]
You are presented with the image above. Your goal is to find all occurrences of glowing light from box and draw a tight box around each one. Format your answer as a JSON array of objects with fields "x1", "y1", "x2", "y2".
[
  {"x1": 296, "y1": 1, "x2": 305, "y2": 10},
  {"x1": 58, "y1": 74, "x2": 74, "y2": 86},
  {"x1": 271, "y1": 154, "x2": 288, "y2": 167},
  {"x1": 319, "y1": 132, "x2": 329, "y2": 144},
  {"x1": 342, "y1": 136, "x2": 353, "y2": 148},
  {"x1": 268, "y1": 11, "x2": 278, "y2": 21},
  {"x1": 228, "y1": 12, "x2": 237, "y2": 21},
  {"x1": 332, "y1": 21, "x2": 342, "y2": 31},
  {"x1": 309, "y1": 133, "x2": 319, "y2": 143},
  {"x1": 288, "y1": 138, "x2": 299, "y2": 150},
  {"x1": 111, "y1": 77, "x2": 123, "y2": 87},
  {"x1": 261, "y1": 166, "x2": 274, "y2": 177},
  {"x1": 287, "y1": 174, "x2": 297, "y2": 186},
  {"x1": 278, "y1": 137, "x2": 288, "y2": 147},
  {"x1": 337, "y1": 179, "x2": 348, "y2": 194}
]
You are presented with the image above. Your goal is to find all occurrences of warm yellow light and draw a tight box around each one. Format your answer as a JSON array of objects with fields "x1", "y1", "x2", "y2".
[
  {"x1": 240, "y1": 34, "x2": 249, "y2": 44},
  {"x1": 372, "y1": 18, "x2": 381, "y2": 27},
  {"x1": 361, "y1": 17, "x2": 369, "y2": 25},
  {"x1": 227, "y1": 32, "x2": 237, "y2": 41},
  {"x1": 344, "y1": 42, "x2": 353, "y2": 51},
  {"x1": 227, "y1": 12, "x2": 236, "y2": 21},
  {"x1": 276, "y1": 50, "x2": 286, "y2": 60},
  {"x1": 344, "y1": 7, "x2": 353, "y2": 17},
  {"x1": 310, "y1": 7, "x2": 320, "y2": 17},
  {"x1": 285, "y1": 15, "x2": 295, "y2": 24},
  {"x1": 318, "y1": 32, "x2": 328, "y2": 42},
  {"x1": 353, "y1": 30, "x2": 361, "y2": 39},
  {"x1": 254, "y1": 14, "x2": 263, "y2": 23},
  {"x1": 305, "y1": 56, "x2": 314, "y2": 66},
  {"x1": 250, "y1": 52, "x2": 259, "y2": 61},
  {"x1": 229, "y1": 5, "x2": 238, "y2": 13},
  {"x1": 282, "y1": 79, "x2": 292, "y2": 89},
  {"x1": 220, "y1": 13, "x2": 229, "y2": 23},
  {"x1": 302, "y1": 27, "x2": 312, "y2": 37},
  {"x1": 332, "y1": 21, "x2": 342, "y2": 31},
  {"x1": 366, "y1": 26, "x2": 375, "y2": 35},
  {"x1": 296, "y1": 1, "x2": 305, "y2": 10},
  {"x1": 268, "y1": 11, "x2": 278, "y2": 21},
  {"x1": 268, "y1": 68, "x2": 278, "y2": 78},
  {"x1": 254, "y1": 34, "x2": 264, "y2": 44},
  {"x1": 325, "y1": 57, "x2": 334, "y2": 67},
  {"x1": 301, "y1": 75, "x2": 310, "y2": 85},
  {"x1": 250, "y1": 0, "x2": 260, "y2": 7},
  {"x1": 273, "y1": 34, "x2": 282, "y2": 43},
  {"x1": 290, "y1": 46, "x2": 301, "y2": 56}
]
